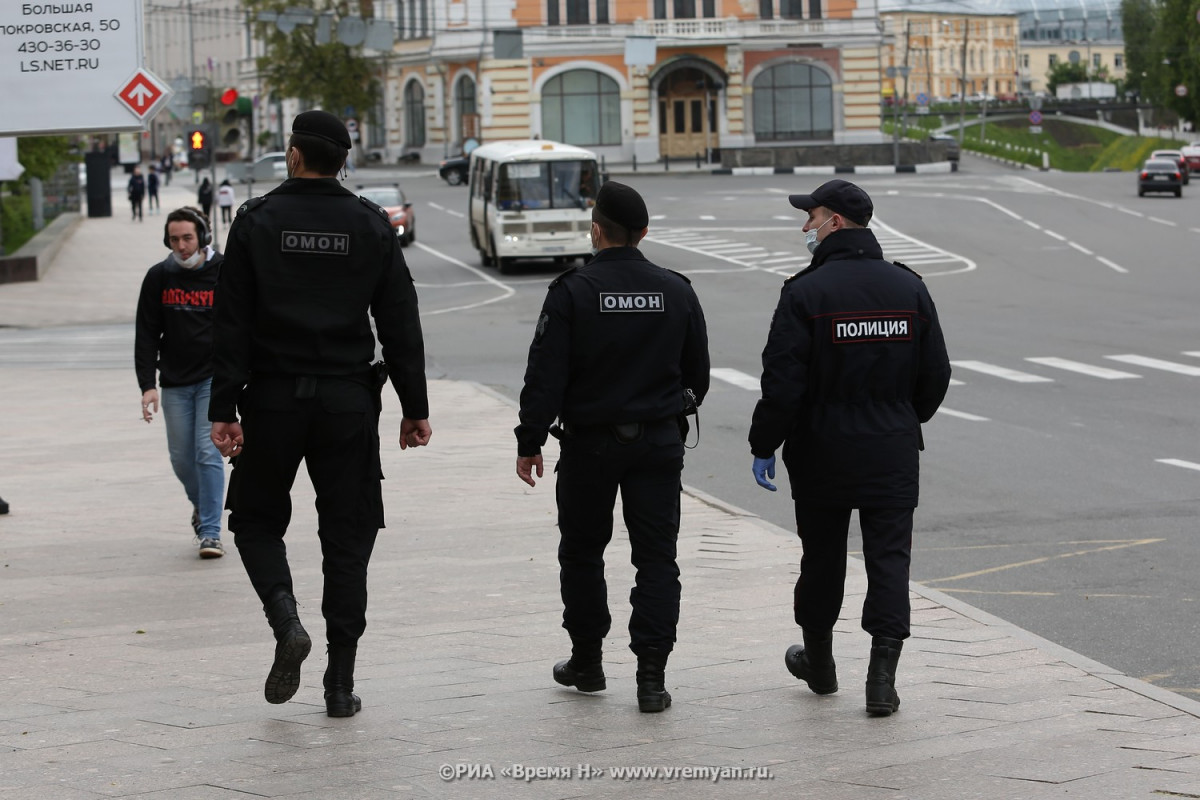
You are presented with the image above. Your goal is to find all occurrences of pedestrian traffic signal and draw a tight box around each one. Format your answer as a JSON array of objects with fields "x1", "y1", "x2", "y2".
[{"x1": 187, "y1": 128, "x2": 211, "y2": 169}]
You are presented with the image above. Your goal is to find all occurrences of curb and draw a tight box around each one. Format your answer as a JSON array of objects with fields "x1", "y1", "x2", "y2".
[{"x1": 710, "y1": 161, "x2": 957, "y2": 176}]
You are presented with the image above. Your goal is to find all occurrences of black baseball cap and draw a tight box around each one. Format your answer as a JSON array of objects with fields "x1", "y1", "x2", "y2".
[
  {"x1": 788, "y1": 179, "x2": 873, "y2": 226},
  {"x1": 594, "y1": 180, "x2": 649, "y2": 231},
  {"x1": 291, "y1": 110, "x2": 352, "y2": 150}
]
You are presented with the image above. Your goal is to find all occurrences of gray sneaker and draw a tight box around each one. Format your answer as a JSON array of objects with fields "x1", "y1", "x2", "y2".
[{"x1": 198, "y1": 538, "x2": 225, "y2": 559}]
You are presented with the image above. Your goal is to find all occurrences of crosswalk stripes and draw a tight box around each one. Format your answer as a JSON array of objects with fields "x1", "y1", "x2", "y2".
[
  {"x1": 1024, "y1": 357, "x2": 1140, "y2": 380},
  {"x1": 950, "y1": 360, "x2": 1055, "y2": 383},
  {"x1": 709, "y1": 350, "x2": 1200, "y2": 425},
  {"x1": 1104, "y1": 355, "x2": 1200, "y2": 377}
]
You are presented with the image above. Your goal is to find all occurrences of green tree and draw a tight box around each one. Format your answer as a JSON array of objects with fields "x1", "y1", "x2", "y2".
[
  {"x1": 243, "y1": 0, "x2": 380, "y2": 121},
  {"x1": 16, "y1": 136, "x2": 75, "y2": 181},
  {"x1": 1120, "y1": 0, "x2": 1159, "y2": 101},
  {"x1": 1046, "y1": 61, "x2": 1089, "y2": 95},
  {"x1": 1157, "y1": 0, "x2": 1200, "y2": 124}
]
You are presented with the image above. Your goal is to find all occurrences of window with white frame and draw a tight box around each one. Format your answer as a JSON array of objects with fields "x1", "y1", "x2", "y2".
[
  {"x1": 752, "y1": 62, "x2": 833, "y2": 141},
  {"x1": 542, "y1": 70, "x2": 621, "y2": 146}
]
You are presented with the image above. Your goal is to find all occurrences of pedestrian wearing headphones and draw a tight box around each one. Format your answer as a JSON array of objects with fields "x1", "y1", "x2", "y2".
[{"x1": 135, "y1": 206, "x2": 227, "y2": 559}]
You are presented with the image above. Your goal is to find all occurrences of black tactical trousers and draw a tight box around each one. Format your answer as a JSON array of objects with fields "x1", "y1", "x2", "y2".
[
  {"x1": 792, "y1": 505, "x2": 914, "y2": 640},
  {"x1": 226, "y1": 378, "x2": 384, "y2": 646},
  {"x1": 555, "y1": 420, "x2": 685, "y2": 656}
]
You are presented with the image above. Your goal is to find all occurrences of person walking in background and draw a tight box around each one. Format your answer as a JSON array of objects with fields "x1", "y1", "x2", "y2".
[
  {"x1": 147, "y1": 164, "x2": 160, "y2": 215},
  {"x1": 127, "y1": 165, "x2": 145, "y2": 222},
  {"x1": 515, "y1": 181, "x2": 710, "y2": 713},
  {"x1": 135, "y1": 207, "x2": 226, "y2": 559},
  {"x1": 748, "y1": 179, "x2": 951, "y2": 718},
  {"x1": 217, "y1": 179, "x2": 235, "y2": 224},
  {"x1": 198, "y1": 177, "x2": 214, "y2": 220},
  {"x1": 209, "y1": 110, "x2": 431, "y2": 718},
  {"x1": 161, "y1": 151, "x2": 173, "y2": 186}
]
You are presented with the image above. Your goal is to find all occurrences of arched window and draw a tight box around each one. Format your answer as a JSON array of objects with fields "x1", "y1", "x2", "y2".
[
  {"x1": 404, "y1": 79, "x2": 425, "y2": 147},
  {"x1": 455, "y1": 75, "x2": 478, "y2": 142},
  {"x1": 542, "y1": 70, "x2": 620, "y2": 146},
  {"x1": 752, "y1": 62, "x2": 832, "y2": 141}
]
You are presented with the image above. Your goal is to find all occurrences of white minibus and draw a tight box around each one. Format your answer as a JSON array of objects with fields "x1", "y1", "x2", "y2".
[{"x1": 467, "y1": 140, "x2": 601, "y2": 273}]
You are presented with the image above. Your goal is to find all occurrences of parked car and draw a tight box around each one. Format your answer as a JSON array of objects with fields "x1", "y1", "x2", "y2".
[
  {"x1": 226, "y1": 151, "x2": 289, "y2": 183},
  {"x1": 1150, "y1": 149, "x2": 1189, "y2": 185},
  {"x1": 929, "y1": 133, "x2": 960, "y2": 161},
  {"x1": 438, "y1": 155, "x2": 469, "y2": 186},
  {"x1": 1137, "y1": 159, "x2": 1183, "y2": 198},
  {"x1": 357, "y1": 184, "x2": 415, "y2": 245}
]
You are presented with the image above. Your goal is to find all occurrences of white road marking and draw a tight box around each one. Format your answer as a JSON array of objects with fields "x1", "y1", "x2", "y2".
[
  {"x1": 1068, "y1": 241, "x2": 1094, "y2": 256},
  {"x1": 950, "y1": 360, "x2": 1054, "y2": 383},
  {"x1": 1044, "y1": 229, "x2": 1067, "y2": 241},
  {"x1": 1105, "y1": 355, "x2": 1200, "y2": 376},
  {"x1": 938, "y1": 407, "x2": 989, "y2": 422},
  {"x1": 1024, "y1": 357, "x2": 1140, "y2": 380},
  {"x1": 949, "y1": 378, "x2": 966, "y2": 386},
  {"x1": 699, "y1": 215, "x2": 716, "y2": 220},
  {"x1": 428, "y1": 202, "x2": 465, "y2": 219},
  {"x1": 411, "y1": 241, "x2": 516, "y2": 315},
  {"x1": 1148, "y1": 217, "x2": 1177, "y2": 226},
  {"x1": 1157, "y1": 459, "x2": 1200, "y2": 472},
  {"x1": 1096, "y1": 257, "x2": 1129, "y2": 274},
  {"x1": 710, "y1": 368, "x2": 761, "y2": 391}
]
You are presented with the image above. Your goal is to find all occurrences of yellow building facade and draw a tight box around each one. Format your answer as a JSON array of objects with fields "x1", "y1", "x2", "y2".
[
  {"x1": 366, "y1": 0, "x2": 891, "y2": 163},
  {"x1": 880, "y1": 10, "x2": 1019, "y2": 104}
]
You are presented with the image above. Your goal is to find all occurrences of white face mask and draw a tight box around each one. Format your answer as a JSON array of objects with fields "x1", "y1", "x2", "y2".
[
  {"x1": 173, "y1": 249, "x2": 205, "y2": 269},
  {"x1": 805, "y1": 216, "x2": 833, "y2": 254}
]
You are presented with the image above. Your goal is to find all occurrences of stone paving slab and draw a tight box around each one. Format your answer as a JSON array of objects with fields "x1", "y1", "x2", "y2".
[{"x1": 2, "y1": 368, "x2": 1200, "y2": 799}]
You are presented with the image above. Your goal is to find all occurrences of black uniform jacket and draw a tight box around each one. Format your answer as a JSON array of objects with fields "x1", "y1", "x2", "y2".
[
  {"x1": 134, "y1": 251, "x2": 223, "y2": 391},
  {"x1": 209, "y1": 178, "x2": 428, "y2": 423},
  {"x1": 748, "y1": 227, "x2": 951, "y2": 508},
  {"x1": 516, "y1": 246, "x2": 711, "y2": 457}
]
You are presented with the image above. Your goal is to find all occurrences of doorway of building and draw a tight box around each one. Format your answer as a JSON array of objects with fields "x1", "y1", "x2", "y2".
[{"x1": 657, "y1": 67, "x2": 718, "y2": 160}]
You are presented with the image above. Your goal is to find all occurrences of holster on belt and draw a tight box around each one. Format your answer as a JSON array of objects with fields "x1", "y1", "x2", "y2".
[{"x1": 370, "y1": 361, "x2": 388, "y2": 415}]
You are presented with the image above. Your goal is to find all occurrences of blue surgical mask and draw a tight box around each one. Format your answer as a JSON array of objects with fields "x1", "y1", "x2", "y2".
[{"x1": 805, "y1": 217, "x2": 832, "y2": 254}]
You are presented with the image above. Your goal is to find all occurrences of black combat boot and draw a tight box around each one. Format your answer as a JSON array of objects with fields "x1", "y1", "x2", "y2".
[
  {"x1": 324, "y1": 644, "x2": 362, "y2": 717},
  {"x1": 635, "y1": 649, "x2": 671, "y2": 713},
  {"x1": 553, "y1": 638, "x2": 606, "y2": 692},
  {"x1": 865, "y1": 636, "x2": 904, "y2": 717},
  {"x1": 784, "y1": 629, "x2": 838, "y2": 694},
  {"x1": 262, "y1": 589, "x2": 312, "y2": 704}
]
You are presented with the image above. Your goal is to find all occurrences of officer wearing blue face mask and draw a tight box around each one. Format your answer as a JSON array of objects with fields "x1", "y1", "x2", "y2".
[{"x1": 747, "y1": 179, "x2": 952, "y2": 718}]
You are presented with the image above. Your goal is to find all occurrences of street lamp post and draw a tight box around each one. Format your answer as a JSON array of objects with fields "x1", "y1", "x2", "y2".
[{"x1": 958, "y1": 18, "x2": 969, "y2": 145}]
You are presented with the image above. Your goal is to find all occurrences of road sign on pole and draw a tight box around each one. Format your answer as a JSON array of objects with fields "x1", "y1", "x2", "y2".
[
  {"x1": 0, "y1": 0, "x2": 170, "y2": 135},
  {"x1": 1029, "y1": 110, "x2": 1043, "y2": 125},
  {"x1": 1176, "y1": 84, "x2": 1189, "y2": 98}
]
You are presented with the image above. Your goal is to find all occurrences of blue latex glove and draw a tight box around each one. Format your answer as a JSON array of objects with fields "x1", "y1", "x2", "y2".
[{"x1": 752, "y1": 455, "x2": 777, "y2": 492}]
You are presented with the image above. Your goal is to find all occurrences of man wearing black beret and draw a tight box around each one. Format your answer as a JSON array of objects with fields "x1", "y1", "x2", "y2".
[
  {"x1": 515, "y1": 180, "x2": 711, "y2": 712},
  {"x1": 747, "y1": 178, "x2": 951, "y2": 717},
  {"x1": 210, "y1": 110, "x2": 432, "y2": 718}
]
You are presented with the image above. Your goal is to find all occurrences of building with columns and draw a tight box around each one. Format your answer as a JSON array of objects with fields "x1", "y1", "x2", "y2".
[{"x1": 361, "y1": 0, "x2": 891, "y2": 164}]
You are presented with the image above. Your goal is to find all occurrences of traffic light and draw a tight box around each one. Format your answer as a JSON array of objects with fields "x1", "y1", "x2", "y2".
[
  {"x1": 187, "y1": 128, "x2": 211, "y2": 169},
  {"x1": 219, "y1": 88, "x2": 241, "y2": 147}
]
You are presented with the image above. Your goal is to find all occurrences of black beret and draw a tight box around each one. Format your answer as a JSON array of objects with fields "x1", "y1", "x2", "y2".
[
  {"x1": 788, "y1": 179, "x2": 873, "y2": 226},
  {"x1": 291, "y1": 110, "x2": 351, "y2": 150},
  {"x1": 594, "y1": 181, "x2": 649, "y2": 231}
]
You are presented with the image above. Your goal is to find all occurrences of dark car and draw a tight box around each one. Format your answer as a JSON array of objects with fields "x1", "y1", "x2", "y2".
[
  {"x1": 357, "y1": 184, "x2": 416, "y2": 245},
  {"x1": 1137, "y1": 159, "x2": 1183, "y2": 198},
  {"x1": 929, "y1": 133, "x2": 960, "y2": 161},
  {"x1": 438, "y1": 155, "x2": 468, "y2": 186},
  {"x1": 1150, "y1": 149, "x2": 1190, "y2": 185}
]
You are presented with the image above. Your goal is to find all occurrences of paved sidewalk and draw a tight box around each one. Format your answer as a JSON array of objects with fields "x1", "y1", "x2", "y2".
[{"x1": 2, "y1": 175, "x2": 1200, "y2": 799}]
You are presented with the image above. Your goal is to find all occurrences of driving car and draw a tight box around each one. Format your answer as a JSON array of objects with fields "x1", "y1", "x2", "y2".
[
  {"x1": 929, "y1": 133, "x2": 960, "y2": 161},
  {"x1": 1150, "y1": 149, "x2": 1189, "y2": 185},
  {"x1": 357, "y1": 184, "x2": 415, "y2": 245},
  {"x1": 1137, "y1": 159, "x2": 1183, "y2": 198},
  {"x1": 438, "y1": 155, "x2": 469, "y2": 186}
]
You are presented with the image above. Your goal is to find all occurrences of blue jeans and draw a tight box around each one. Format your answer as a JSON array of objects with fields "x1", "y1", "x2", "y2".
[{"x1": 161, "y1": 379, "x2": 225, "y2": 539}]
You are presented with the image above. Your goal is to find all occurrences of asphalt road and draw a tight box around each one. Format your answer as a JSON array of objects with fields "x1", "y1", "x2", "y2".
[{"x1": 7, "y1": 154, "x2": 1200, "y2": 700}]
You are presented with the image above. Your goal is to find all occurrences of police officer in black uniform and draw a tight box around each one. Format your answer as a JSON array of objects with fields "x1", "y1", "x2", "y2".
[
  {"x1": 209, "y1": 110, "x2": 431, "y2": 718},
  {"x1": 747, "y1": 179, "x2": 950, "y2": 717},
  {"x1": 516, "y1": 181, "x2": 710, "y2": 713}
]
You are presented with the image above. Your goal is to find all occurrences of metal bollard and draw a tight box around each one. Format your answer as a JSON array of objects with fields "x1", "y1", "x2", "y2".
[
  {"x1": 632, "y1": 153, "x2": 637, "y2": 172},
  {"x1": 664, "y1": 154, "x2": 670, "y2": 172},
  {"x1": 696, "y1": 152, "x2": 701, "y2": 169}
]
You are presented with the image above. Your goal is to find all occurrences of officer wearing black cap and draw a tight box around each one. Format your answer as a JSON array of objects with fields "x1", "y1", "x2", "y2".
[
  {"x1": 747, "y1": 178, "x2": 951, "y2": 717},
  {"x1": 516, "y1": 180, "x2": 710, "y2": 713},
  {"x1": 209, "y1": 109, "x2": 431, "y2": 718}
]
